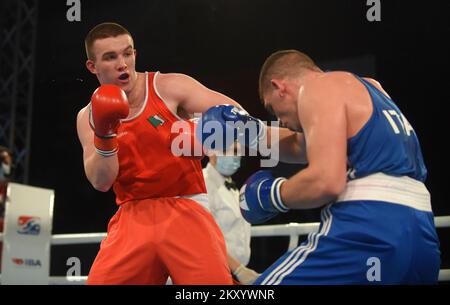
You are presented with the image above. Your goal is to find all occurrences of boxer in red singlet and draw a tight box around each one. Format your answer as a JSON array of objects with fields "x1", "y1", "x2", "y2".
[{"x1": 76, "y1": 22, "x2": 240, "y2": 284}]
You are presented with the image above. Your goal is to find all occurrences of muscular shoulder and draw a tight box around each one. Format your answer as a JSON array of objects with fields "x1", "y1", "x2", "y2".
[
  {"x1": 299, "y1": 71, "x2": 356, "y2": 105},
  {"x1": 305, "y1": 71, "x2": 358, "y2": 88},
  {"x1": 362, "y1": 77, "x2": 391, "y2": 98},
  {"x1": 156, "y1": 72, "x2": 196, "y2": 94},
  {"x1": 313, "y1": 71, "x2": 387, "y2": 96},
  {"x1": 156, "y1": 72, "x2": 185, "y2": 85},
  {"x1": 155, "y1": 73, "x2": 198, "y2": 102},
  {"x1": 76, "y1": 105, "x2": 92, "y2": 142},
  {"x1": 76, "y1": 105, "x2": 90, "y2": 125}
]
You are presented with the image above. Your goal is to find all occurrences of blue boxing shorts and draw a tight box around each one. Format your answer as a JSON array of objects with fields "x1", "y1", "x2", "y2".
[{"x1": 255, "y1": 173, "x2": 441, "y2": 285}]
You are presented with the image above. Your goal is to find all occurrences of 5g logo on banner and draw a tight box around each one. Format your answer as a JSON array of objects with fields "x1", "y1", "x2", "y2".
[{"x1": 66, "y1": 0, "x2": 81, "y2": 22}]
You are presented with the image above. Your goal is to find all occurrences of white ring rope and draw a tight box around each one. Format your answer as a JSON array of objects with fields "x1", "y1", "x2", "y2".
[
  {"x1": 0, "y1": 216, "x2": 449, "y2": 284},
  {"x1": 50, "y1": 233, "x2": 107, "y2": 245}
]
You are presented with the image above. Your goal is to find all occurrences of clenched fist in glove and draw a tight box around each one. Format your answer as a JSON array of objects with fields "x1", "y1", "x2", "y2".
[
  {"x1": 89, "y1": 85, "x2": 129, "y2": 157},
  {"x1": 239, "y1": 170, "x2": 289, "y2": 224},
  {"x1": 196, "y1": 105, "x2": 266, "y2": 152}
]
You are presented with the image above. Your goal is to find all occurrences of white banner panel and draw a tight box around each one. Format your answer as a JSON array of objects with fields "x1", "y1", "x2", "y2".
[{"x1": 1, "y1": 183, "x2": 54, "y2": 285}]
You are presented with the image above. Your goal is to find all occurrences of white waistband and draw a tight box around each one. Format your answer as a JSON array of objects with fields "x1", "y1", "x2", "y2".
[
  {"x1": 176, "y1": 193, "x2": 210, "y2": 211},
  {"x1": 337, "y1": 173, "x2": 431, "y2": 212}
]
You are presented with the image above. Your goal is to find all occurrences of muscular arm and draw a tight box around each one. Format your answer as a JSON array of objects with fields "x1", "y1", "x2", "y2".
[
  {"x1": 155, "y1": 73, "x2": 242, "y2": 114},
  {"x1": 267, "y1": 127, "x2": 307, "y2": 164},
  {"x1": 364, "y1": 77, "x2": 392, "y2": 99},
  {"x1": 76, "y1": 106, "x2": 119, "y2": 191},
  {"x1": 157, "y1": 73, "x2": 308, "y2": 163},
  {"x1": 280, "y1": 77, "x2": 348, "y2": 209}
]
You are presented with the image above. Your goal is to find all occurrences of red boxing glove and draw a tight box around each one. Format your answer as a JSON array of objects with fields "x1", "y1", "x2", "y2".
[{"x1": 89, "y1": 85, "x2": 129, "y2": 157}]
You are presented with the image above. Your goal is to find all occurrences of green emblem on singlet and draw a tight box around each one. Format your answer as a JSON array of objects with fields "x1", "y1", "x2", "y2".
[{"x1": 148, "y1": 114, "x2": 165, "y2": 128}]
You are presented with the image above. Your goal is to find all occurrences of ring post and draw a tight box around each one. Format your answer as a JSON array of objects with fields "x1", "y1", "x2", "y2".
[{"x1": 1, "y1": 183, "x2": 54, "y2": 285}]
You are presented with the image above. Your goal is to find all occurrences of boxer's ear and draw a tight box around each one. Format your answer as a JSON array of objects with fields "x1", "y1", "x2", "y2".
[
  {"x1": 270, "y1": 79, "x2": 285, "y2": 96},
  {"x1": 86, "y1": 59, "x2": 97, "y2": 74}
]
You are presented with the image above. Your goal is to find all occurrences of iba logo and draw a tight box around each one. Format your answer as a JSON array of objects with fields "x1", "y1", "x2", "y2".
[
  {"x1": 17, "y1": 216, "x2": 41, "y2": 235},
  {"x1": 12, "y1": 258, "x2": 42, "y2": 268}
]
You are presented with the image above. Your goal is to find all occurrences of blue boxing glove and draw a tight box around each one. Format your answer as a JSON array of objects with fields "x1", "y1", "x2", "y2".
[
  {"x1": 239, "y1": 170, "x2": 289, "y2": 224},
  {"x1": 196, "y1": 105, "x2": 267, "y2": 151}
]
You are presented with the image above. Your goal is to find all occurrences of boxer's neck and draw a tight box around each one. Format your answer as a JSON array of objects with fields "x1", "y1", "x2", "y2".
[{"x1": 126, "y1": 72, "x2": 145, "y2": 110}]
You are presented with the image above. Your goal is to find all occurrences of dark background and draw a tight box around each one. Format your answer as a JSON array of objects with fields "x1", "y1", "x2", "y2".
[{"x1": 22, "y1": 0, "x2": 450, "y2": 276}]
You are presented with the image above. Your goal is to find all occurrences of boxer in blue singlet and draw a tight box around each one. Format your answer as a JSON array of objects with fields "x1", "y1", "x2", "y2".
[{"x1": 199, "y1": 49, "x2": 441, "y2": 284}]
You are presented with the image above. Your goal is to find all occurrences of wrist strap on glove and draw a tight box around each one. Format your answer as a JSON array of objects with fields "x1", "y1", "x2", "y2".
[
  {"x1": 93, "y1": 135, "x2": 118, "y2": 157},
  {"x1": 89, "y1": 103, "x2": 119, "y2": 157}
]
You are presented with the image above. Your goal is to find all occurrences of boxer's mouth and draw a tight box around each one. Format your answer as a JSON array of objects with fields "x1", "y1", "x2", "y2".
[{"x1": 118, "y1": 73, "x2": 130, "y2": 81}]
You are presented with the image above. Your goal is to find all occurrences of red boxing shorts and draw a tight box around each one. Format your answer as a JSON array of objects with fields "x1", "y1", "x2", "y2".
[{"x1": 87, "y1": 197, "x2": 233, "y2": 285}]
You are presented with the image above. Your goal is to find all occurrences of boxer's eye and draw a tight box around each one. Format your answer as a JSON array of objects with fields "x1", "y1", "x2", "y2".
[{"x1": 102, "y1": 53, "x2": 117, "y2": 61}]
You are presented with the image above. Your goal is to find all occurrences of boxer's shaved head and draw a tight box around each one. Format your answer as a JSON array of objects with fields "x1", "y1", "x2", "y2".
[
  {"x1": 259, "y1": 50, "x2": 320, "y2": 101},
  {"x1": 85, "y1": 22, "x2": 133, "y2": 61}
]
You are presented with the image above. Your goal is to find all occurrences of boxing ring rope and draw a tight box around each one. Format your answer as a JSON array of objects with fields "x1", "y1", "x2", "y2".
[{"x1": 1, "y1": 216, "x2": 450, "y2": 284}]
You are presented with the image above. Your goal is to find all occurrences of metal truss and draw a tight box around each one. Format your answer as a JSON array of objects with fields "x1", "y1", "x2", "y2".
[{"x1": 0, "y1": 0, "x2": 38, "y2": 183}]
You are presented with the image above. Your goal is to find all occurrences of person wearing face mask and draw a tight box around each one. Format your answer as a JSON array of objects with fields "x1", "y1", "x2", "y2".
[
  {"x1": 0, "y1": 146, "x2": 12, "y2": 215},
  {"x1": 0, "y1": 145, "x2": 13, "y2": 272},
  {"x1": 203, "y1": 146, "x2": 260, "y2": 285},
  {"x1": 0, "y1": 146, "x2": 12, "y2": 182}
]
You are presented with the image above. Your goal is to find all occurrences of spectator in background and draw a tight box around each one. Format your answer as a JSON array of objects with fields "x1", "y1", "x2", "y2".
[
  {"x1": 0, "y1": 145, "x2": 13, "y2": 271},
  {"x1": 0, "y1": 145, "x2": 12, "y2": 216}
]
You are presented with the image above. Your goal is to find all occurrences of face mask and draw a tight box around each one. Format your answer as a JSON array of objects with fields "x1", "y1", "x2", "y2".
[
  {"x1": 2, "y1": 162, "x2": 11, "y2": 175},
  {"x1": 215, "y1": 156, "x2": 241, "y2": 177},
  {"x1": 0, "y1": 162, "x2": 11, "y2": 181}
]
